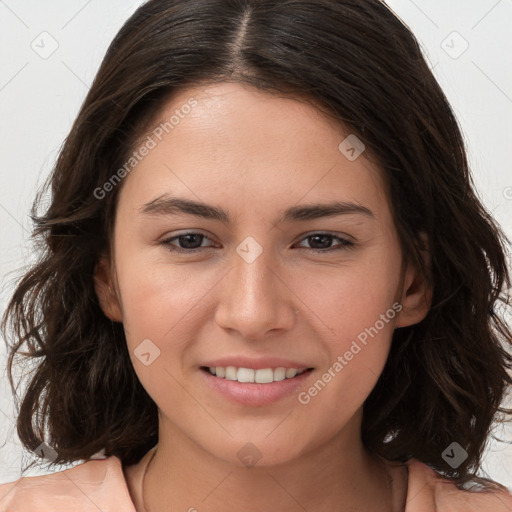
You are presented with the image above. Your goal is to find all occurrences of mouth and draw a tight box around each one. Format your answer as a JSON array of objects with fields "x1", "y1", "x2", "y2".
[
  {"x1": 200, "y1": 366, "x2": 315, "y2": 384},
  {"x1": 199, "y1": 365, "x2": 315, "y2": 406}
]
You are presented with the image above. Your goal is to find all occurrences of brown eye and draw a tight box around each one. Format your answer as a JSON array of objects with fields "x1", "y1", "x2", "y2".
[
  {"x1": 159, "y1": 231, "x2": 354, "y2": 255},
  {"x1": 296, "y1": 233, "x2": 353, "y2": 252},
  {"x1": 160, "y1": 232, "x2": 215, "y2": 253}
]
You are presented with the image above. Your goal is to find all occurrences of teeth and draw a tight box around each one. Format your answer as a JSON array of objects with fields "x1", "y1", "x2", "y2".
[
  {"x1": 207, "y1": 366, "x2": 308, "y2": 383},
  {"x1": 225, "y1": 366, "x2": 237, "y2": 381},
  {"x1": 273, "y1": 367, "x2": 287, "y2": 381},
  {"x1": 285, "y1": 368, "x2": 298, "y2": 379},
  {"x1": 255, "y1": 368, "x2": 275, "y2": 383}
]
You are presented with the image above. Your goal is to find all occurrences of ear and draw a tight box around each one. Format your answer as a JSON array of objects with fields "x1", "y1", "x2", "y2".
[
  {"x1": 395, "y1": 233, "x2": 432, "y2": 328},
  {"x1": 93, "y1": 255, "x2": 123, "y2": 322}
]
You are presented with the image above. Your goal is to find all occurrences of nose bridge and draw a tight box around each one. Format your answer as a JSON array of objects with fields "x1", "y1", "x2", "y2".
[
  {"x1": 215, "y1": 235, "x2": 294, "y2": 337},
  {"x1": 231, "y1": 236, "x2": 279, "y2": 307}
]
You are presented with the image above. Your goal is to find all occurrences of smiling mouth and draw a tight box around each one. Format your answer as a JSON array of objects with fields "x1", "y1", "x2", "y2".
[{"x1": 200, "y1": 366, "x2": 314, "y2": 384}]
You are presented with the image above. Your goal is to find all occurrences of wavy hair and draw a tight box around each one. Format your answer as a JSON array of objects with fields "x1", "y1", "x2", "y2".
[{"x1": 2, "y1": 0, "x2": 512, "y2": 490}]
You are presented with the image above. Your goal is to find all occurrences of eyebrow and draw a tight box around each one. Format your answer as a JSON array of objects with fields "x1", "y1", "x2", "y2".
[{"x1": 139, "y1": 195, "x2": 375, "y2": 224}]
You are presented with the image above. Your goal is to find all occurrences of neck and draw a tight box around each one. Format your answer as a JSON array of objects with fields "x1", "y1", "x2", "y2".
[{"x1": 137, "y1": 411, "x2": 403, "y2": 512}]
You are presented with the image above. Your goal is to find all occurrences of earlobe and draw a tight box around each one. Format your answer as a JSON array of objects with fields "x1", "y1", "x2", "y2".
[
  {"x1": 93, "y1": 256, "x2": 123, "y2": 322},
  {"x1": 395, "y1": 234, "x2": 432, "y2": 328}
]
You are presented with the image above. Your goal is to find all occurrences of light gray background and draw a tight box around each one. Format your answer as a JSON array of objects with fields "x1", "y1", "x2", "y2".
[{"x1": 1, "y1": 0, "x2": 511, "y2": 488}]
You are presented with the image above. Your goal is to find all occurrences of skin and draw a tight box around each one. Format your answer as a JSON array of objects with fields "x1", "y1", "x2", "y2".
[{"x1": 94, "y1": 81, "x2": 431, "y2": 512}]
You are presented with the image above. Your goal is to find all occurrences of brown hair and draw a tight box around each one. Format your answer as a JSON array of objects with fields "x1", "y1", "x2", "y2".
[{"x1": 2, "y1": 0, "x2": 511, "y2": 491}]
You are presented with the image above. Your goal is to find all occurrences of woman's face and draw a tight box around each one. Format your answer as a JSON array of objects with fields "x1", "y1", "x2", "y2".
[{"x1": 96, "y1": 81, "x2": 429, "y2": 466}]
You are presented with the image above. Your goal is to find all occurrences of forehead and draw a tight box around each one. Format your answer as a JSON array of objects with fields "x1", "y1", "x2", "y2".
[
  {"x1": 119, "y1": 81, "x2": 390, "y2": 223},
  {"x1": 145, "y1": 81, "x2": 349, "y2": 151}
]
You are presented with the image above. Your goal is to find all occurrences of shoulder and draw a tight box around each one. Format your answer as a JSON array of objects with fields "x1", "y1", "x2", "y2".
[
  {"x1": 405, "y1": 458, "x2": 512, "y2": 512},
  {"x1": 0, "y1": 455, "x2": 136, "y2": 512}
]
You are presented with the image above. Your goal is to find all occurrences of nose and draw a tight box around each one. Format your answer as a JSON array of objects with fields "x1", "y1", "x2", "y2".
[{"x1": 214, "y1": 245, "x2": 298, "y2": 340}]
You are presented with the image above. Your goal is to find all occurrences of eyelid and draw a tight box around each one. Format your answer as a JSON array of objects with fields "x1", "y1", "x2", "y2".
[
  {"x1": 294, "y1": 230, "x2": 355, "y2": 245},
  {"x1": 294, "y1": 232, "x2": 354, "y2": 252},
  {"x1": 159, "y1": 230, "x2": 218, "y2": 251},
  {"x1": 159, "y1": 230, "x2": 355, "y2": 254}
]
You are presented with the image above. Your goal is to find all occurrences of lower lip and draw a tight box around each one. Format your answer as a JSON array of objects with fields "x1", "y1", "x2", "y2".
[{"x1": 200, "y1": 368, "x2": 314, "y2": 406}]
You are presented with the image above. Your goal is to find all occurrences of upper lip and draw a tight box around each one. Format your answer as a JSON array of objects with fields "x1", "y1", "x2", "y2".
[{"x1": 201, "y1": 356, "x2": 314, "y2": 371}]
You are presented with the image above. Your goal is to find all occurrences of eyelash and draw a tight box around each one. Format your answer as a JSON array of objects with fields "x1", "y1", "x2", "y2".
[{"x1": 159, "y1": 232, "x2": 354, "y2": 254}]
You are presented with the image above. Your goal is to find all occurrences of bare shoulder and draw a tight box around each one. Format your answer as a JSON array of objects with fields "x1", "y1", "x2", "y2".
[
  {"x1": 405, "y1": 458, "x2": 512, "y2": 512},
  {"x1": 0, "y1": 456, "x2": 135, "y2": 511}
]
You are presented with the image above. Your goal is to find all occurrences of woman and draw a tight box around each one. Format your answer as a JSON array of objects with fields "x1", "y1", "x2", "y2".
[{"x1": 1, "y1": 0, "x2": 512, "y2": 510}]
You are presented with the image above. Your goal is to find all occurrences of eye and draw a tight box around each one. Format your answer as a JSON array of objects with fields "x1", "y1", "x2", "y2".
[
  {"x1": 294, "y1": 232, "x2": 353, "y2": 253},
  {"x1": 160, "y1": 232, "x2": 216, "y2": 253},
  {"x1": 160, "y1": 231, "x2": 353, "y2": 254}
]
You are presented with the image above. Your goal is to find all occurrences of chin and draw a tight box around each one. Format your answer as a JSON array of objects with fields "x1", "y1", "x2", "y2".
[{"x1": 201, "y1": 436, "x2": 308, "y2": 469}]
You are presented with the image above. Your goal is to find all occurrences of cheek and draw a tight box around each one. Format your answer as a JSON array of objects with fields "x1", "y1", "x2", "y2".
[
  {"x1": 291, "y1": 248, "x2": 400, "y2": 388},
  {"x1": 294, "y1": 274, "x2": 397, "y2": 428},
  {"x1": 114, "y1": 253, "x2": 218, "y2": 398},
  {"x1": 292, "y1": 246, "x2": 400, "y2": 340},
  {"x1": 113, "y1": 248, "x2": 203, "y2": 344}
]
